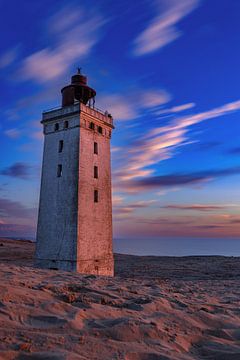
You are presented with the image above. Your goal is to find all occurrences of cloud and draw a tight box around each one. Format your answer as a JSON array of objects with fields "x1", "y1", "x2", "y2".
[
  {"x1": 4, "y1": 128, "x2": 21, "y2": 139},
  {"x1": 98, "y1": 88, "x2": 171, "y2": 121},
  {"x1": 156, "y1": 102, "x2": 195, "y2": 115},
  {"x1": 99, "y1": 94, "x2": 139, "y2": 120},
  {"x1": 140, "y1": 89, "x2": 171, "y2": 108},
  {"x1": 0, "y1": 46, "x2": 19, "y2": 69},
  {"x1": 19, "y1": 6, "x2": 105, "y2": 83},
  {"x1": 30, "y1": 131, "x2": 43, "y2": 140},
  {"x1": 48, "y1": 6, "x2": 83, "y2": 34},
  {"x1": 163, "y1": 204, "x2": 227, "y2": 211},
  {"x1": 112, "y1": 147, "x2": 121, "y2": 153},
  {"x1": 113, "y1": 207, "x2": 134, "y2": 216},
  {"x1": 114, "y1": 128, "x2": 187, "y2": 181},
  {"x1": 112, "y1": 195, "x2": 124, "y2": 206},
  {"x1": 121, "y1": 166, "x2": 240, "y2": 192},
  {"x1": 127, "y1": 200, "x2": 157, "y2": 208},
  {"x1": 114, "y1": 211, "x2": 240, "y2": 238},
  {"x1": 114, "y1": 98, "x2": 240, "y2": 186},
  {"x1": 0, "y1": 162, "x2": 32, "y2": 180},
  {"x1": 113, "y1": 200, "x2": 157, "y2": 218},
  {"x1": 133, "y1": 0, "x2": 200, "y2": 56},
  {"x1": 230, "y1": 219, "x2": 240, "y2": 224},
  {"x1": 147, "y1": 99, "x2": 240, "y2": 139},
  {"x1": 0, "y1": 198, "x2": 37, "y2": 220},
  {"x1": 194, "y1": 224, "x2": 224, "y2": 229}
]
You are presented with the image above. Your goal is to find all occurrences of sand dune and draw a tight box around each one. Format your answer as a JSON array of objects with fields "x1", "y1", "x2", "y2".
[{"x1": 0, "y1": 238, "x2": 240, "y2": 359}]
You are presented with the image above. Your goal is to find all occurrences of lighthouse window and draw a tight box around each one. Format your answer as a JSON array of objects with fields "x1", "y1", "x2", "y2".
[
  {"x1": 89, "y1": 122, "x2": 95, "y2": 130},
  {"x1": 98, "y1": 126, "x2": 103, "y2": 134},
  {"x1": 54, "y1": 123, "x2": 59, "y2": 131},
  {"x1": 57, "y1": 164, "x2": 62, "y2": 177},
  {"x1": 58, "y1": 140, "x2": 64, "y2": 153},
  {"x1": 94, "y1": 190, "x2": 98, "y2": 203},
  {"x1": 64, "y1": 120, "x2": 69, "y2": 129},
  {"x1": 94, "y1": 142, "x2": 98, "y2": 154},
  {"x1": 94, "y1": 166, "x2": 98, "y2": 179}
]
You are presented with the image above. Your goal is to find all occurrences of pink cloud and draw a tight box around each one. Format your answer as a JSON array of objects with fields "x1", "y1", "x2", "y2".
[
  {"x1": 133, "y1": 0, "x2": 200, "y2": 56},
  {"x1": 156, "y1": 102, "x2": 196, "y2": 115}
]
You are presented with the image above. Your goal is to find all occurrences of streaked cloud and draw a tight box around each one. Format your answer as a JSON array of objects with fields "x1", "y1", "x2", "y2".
[
  {"x1": 230, "y1": 219, "x2": 240, "y2": 224},
  {"x1": 112, "y1": 195, "x2": 125, "y2": 206},
  {"x1": 113, "y1": 199, "x2": 157, "y2": 218},
  {"x1": 113, "y1": 207, "x2": 135, "y2": 217},
  {"x1": 120, "y1": 166, "x2": 240, "y2": 192},
  {"x1": 114, "y1": 128, "x2": 187, "y2": 182},
  {"x1": 114, "y1": 98, "x2": 240, "y2": 187},
  {"x1": 156, "y1": 102, "x2": 195, "y2": 115},
  {"x1": 163, "y1": 204, "x2": 228, "y2": 211},
  {"x1": 133, "y1": 0, "x2": 200, "y2": 56},
  {"x1": 112, "y1": 147, "x2": 121, "y2": 153},
  {"x1": 0, "y1": 162, "x2": 32, "y2": 180},
  {"x1": 147, "y1": 99, "x2": 240, "y2": 138},
  {"x1": 114, "y1": 211, "x2": 240, "y2": 238}
]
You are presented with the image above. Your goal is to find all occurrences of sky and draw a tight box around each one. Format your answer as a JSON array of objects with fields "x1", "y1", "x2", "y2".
[{"x1": 0, "y1": 0, "x2": 240, "y2": 246}]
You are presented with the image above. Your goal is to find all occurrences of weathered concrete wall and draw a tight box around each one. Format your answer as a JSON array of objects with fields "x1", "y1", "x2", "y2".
[
  {"x1": 35, "y1": 114, "x2": 80, "y2": 271},
  {"x1": 77, "y1": 105, "x2": 114, "y2": 276}
]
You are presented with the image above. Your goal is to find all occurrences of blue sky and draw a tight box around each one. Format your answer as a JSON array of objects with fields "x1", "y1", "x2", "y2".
[{"x1": 1, "y1": 0, "x2": 240, "y2": 242}]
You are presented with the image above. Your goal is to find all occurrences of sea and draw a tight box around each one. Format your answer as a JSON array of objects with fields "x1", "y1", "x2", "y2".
[
  {"x1": 8, "y1": 236, "x2": 240, "y2": 257},
  {"x1": 113, "y1": 237, "x2": 240, "y2": 257}
]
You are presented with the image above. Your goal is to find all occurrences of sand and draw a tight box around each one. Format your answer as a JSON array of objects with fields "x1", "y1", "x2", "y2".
[{"x1": 0, "y1": 238, "x2": 240, "y2": 359}]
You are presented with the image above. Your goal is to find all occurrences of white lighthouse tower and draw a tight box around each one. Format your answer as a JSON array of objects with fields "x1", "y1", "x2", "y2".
[{"x1": 35, "y1": 69, "x2": 114, "y2": 276}]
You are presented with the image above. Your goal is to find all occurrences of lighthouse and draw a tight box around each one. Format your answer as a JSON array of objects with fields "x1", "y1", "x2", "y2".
[{"x1": 35, "y1": 69, "x2": 114, "y2": 276}]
